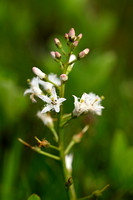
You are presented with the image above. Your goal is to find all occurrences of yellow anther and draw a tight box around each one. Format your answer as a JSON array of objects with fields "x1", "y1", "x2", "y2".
[
  {"x1": 101, "y1": 96, "x2": 105, "y2": 100},
  {"x1": 51, "y1": 97, "x2": 54, "y2": 101},
  {"x1": 80, "y1": 99, "x2": 84, "y2": 103},
  {"x1": 27, "y1": 79, "x2": 30, "y2": 83}
]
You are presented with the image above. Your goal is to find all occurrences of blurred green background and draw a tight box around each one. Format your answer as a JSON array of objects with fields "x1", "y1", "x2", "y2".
[{"x1": 0, "y1": 0, "x2": 133, "y2": 199}]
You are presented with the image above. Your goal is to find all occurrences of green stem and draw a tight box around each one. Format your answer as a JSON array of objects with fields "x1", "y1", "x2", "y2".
[
  {"x1": 65, "y1": 140, "x2": 75, "y2": 155},
  {"x1": 46, "y1": 79, "x2": 61, "y2": 91},
  {"x1": 61, "y1": 47, "x2": 67, "y2": 56},
  {"x1": 57, "y1": 81, "x2": 77, "y2": 200},
  {"x1": 78, "y1": 184, "x2": 110, "y2": 200},
  {"x1": 50, "y1": 127, "x2": 59, "y2": 142},
  {"x1": 49, "y1": 144, "x2": 59, "y2": 151},
  {"x1": 32, "y1": 146, "x2": 60, "y2": 161}
]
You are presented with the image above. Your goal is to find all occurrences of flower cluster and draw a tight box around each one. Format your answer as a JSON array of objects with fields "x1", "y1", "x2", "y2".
[
  {"x1": 22, "y1": 28, "x2": 106, "y2": 200},
  {"x1": 24, "y1": 28, "x2": 104, "y2": 117}
]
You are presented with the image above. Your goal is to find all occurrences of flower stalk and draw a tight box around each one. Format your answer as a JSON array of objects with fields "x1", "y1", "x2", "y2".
[{"x1": 21, "y1": 27, "x2": 105, "y2": 200}]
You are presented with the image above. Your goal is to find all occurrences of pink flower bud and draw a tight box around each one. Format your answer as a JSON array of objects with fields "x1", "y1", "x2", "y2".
[
  {"x1": 55, "y1": 51, "x2": 61, "y2": 59},
  {"x1": 60, "y1": 74, "x2": 68, "y2": 82},
  {"x1": 68, "y1": 28, "x2": 75, "y2": 41},
  {"x1": 50, "y1": 51, "x2": 56, "y2": 59},
  {"x1": 54, "y1": 38, "x2": 62, "y2": 49},
  {"x1": 73, "y1": 41, "x2": 78, "y2": 47},
  {"x1": 32, "y1": 67, "x2": 46, "y2": 79},
  {"x1": 65, "y1": 33, "x2": 68, "y2": 40},
  {"x1": 77, "y1": 33, "x2": 82, "y2": 40},
  {"x1": 78, "y1": 48, "x2": 90, "y2": 59}
]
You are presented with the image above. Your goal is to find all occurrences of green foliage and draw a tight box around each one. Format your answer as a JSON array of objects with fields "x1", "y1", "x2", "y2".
[
  {"x1": 1, "y1": 141, "x2": 23, "y2": 200},
  {"x1": 72, "y1": 51, "x2": 117, "y2": 91},
  {"x1": 0, "y1": 75, "x2": 28, "y2": 128},
  {"x1": 110, "y1": 131, "x2": 133, "y2": 192}
]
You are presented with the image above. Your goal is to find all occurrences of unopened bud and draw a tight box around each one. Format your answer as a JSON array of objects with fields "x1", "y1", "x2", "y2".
[
  {"x1": 68, "y1": 28, "x2": 75, "y2": 41},
  {"x1": 32, "y1": 67, "x2": 46, "y2": 79},
  {"x1": 73, "y1": 133, "x2": 83, "y2": 143},
  {"x1": 55, "y1": 51, "x2": 61, "y2": 59},
  {"x1": 78, "y1": 48, "x2": 90, "y2": 59},
  {"x1": 65, "y1": 33, "x2": 68, "y2": 40},
  {"x1": 54, "y1": 38, "x2": 62, "y2": 49},
  {"x1": 60, "y1": 74, "x2": 68, "y2": 82},
  {"x1": 50, "y1": 51, "x2": 56, "y2": 59},
  {"x1": 73, "y1": 41, "x2": 78, "y2": 47},
  {"x1": 73, "y1": 125, "x2": 89, "y2": 143},
  {"x1": 77, "y1": 33, "x2": 82, "y2": 41}
]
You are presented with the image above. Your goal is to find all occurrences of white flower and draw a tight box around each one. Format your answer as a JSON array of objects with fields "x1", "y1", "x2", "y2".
[
  {"x1": 65, "y1": 154, "x2": 73, "y2": 171},
  {"x1": 73, "y1": 93, "x2": 89, "y2": 116},
  {"x1": 39, "y1": 73, "x2": 61, "y2": 93},
  {"x1": 24, "y1": 77, "x2": 42, "y2": 102},
  {"x1": 48, "y1": 73, "x2": 61, "y2": 86},
  {"x1": 85, "y1": 92, "x2": 104, "y2": 115},
  {"x1": 37, "y1": 111, "x2": 53, "y2": 128},
  {"x1": 73, "y1": 92, "x2": 104, "y2": 116},
  {"x1": 38, "y1": 87, "x2": 66, "y2": 113}
]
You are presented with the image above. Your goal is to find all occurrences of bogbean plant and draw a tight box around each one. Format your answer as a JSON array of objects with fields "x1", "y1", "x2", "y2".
[{"x1": 19, "y1": 28, "x2": 109, "y2": 200}]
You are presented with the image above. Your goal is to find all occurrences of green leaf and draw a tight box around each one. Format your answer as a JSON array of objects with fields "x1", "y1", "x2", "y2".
[
  {"x1": 70, "y1": 51, "x2": 117, "y2": 93},
  {"x1": 1, "y1": 141, "x2": 23, "y2": 200},
  {"x1": 0, "y1": 75, "x2": 28, "y2": 129},
  {"x1": 28, "y1": 194, "x2": 41, "y2": 200},
  {"x1": 110, "y1": 130, "x2": 133, "y2": 191}
]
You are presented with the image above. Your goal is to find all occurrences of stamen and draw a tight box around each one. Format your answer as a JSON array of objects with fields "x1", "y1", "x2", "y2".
[
  {"x1": 51, "y1": 97, "x2": 57, "y2": 105},
  {"x1": 92, "y1": 98, "x2": 98, "y2": 106}
]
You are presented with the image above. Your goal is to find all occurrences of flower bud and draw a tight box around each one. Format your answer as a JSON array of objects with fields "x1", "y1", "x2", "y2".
[
  {"x1": 60, "y1": 74, "x2": 68, "y2": 82},
  {"x1": 54, "y1": 38, "x2": 62, "y2": 49},
  {"x1": 50, "y1": 51, "x2": 56, "y2": 59},
  {"x1": 65, "y1": 33, "x2": 68, "y2": 40},
  {"x1": 73, "y1": 125, "x2": 89, "y2": 143},
  {"x1": 73, "y1": 41, "x2": 78, "y2": 47},
  {"x1": 68, "y1": 28, "x2": 75, "y2": 41},
  {"x1": 78, "y1": 48, "x2": 90, "y2": 59},
  {"x1": 55, "y1": 51, "x2": 61, "y2": 59},
  {"x1": 73, "y1": 133, "x2": 83, "y2": 143},
  {"x1": 77, "y1": 33, "x2": 82, "y2": 41},
  {"x1": 32, "y1": 67, "x2": 46, "y2": 79}
]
